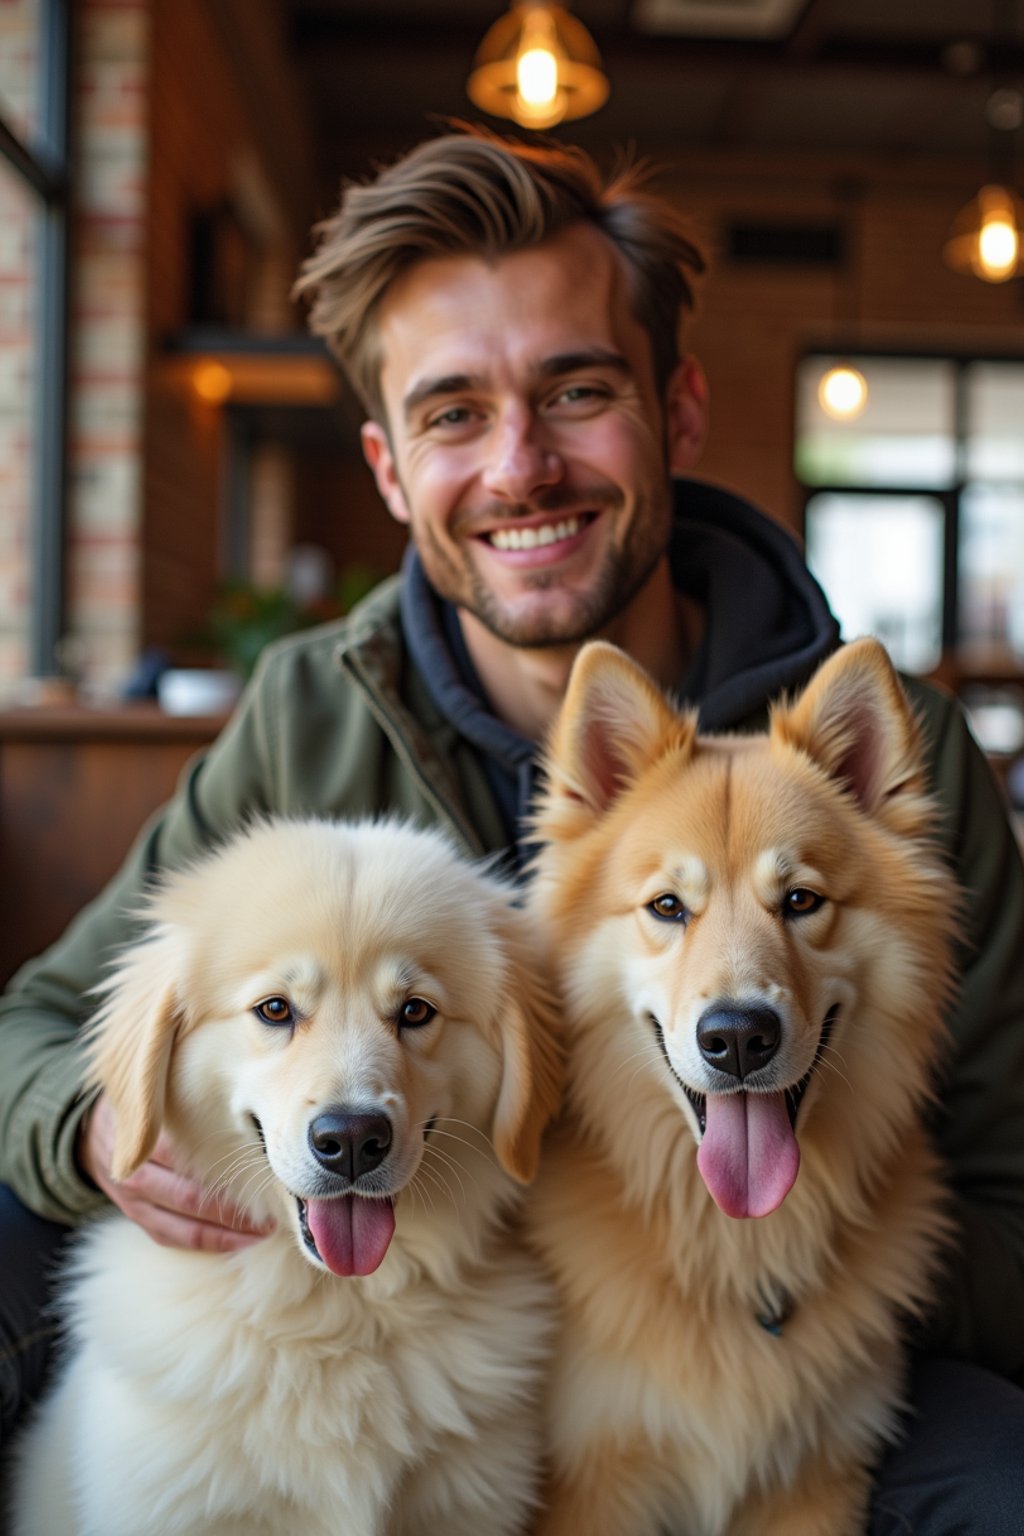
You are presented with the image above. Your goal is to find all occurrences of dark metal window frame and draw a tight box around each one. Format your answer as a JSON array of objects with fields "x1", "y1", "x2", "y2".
[
  {"x1": 0, "y1": 0, "x2": 71, "y2": 675},
  {"x1": 798, "y1": 347, "x2": 1024, "y2": 669}
]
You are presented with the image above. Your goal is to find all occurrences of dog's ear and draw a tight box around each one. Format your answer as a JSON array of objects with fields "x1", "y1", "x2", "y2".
[
  {"x1": 772, "y1": 638, "x2": 926, "y2": 820},
  {"x1": 487, "y1": 904, "x2": 563, "y2": 1184},
  {"x1": 541, "y1": 641, "x2": 696, "y2": 828},
  {"x1": 85, "y1": 927, "x2": 186, "y2": 1180}
]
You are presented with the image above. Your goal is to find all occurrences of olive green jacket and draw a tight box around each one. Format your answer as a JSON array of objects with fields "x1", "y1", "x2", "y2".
[{"x1": 2, "y1": 573, "x2": 1024, "y2": 1382}]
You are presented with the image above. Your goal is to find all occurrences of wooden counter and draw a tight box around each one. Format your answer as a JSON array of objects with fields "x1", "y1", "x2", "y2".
[{"x1": 0, "y1": 703, "x2": 224, "y2": 985}]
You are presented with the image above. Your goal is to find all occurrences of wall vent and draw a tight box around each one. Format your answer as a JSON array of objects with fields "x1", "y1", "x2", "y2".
[{"x1": 724, "y1": 222, "x2": 843, "y2": 265}]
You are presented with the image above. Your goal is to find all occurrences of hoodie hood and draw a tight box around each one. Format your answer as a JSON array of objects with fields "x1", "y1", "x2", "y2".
[{"x1": 670, "y1": 477, "x2": 840, "y2": 730}]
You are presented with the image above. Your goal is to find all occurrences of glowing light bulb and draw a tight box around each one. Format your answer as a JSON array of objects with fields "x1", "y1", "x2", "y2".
[
  {"x1": 818, "y1": 365, "x2": 868, "y2": 421},
  {"x1": 978, "y1": 212, "x2": 1019, "y2": 281},
  {"x1": 516, "y1": 45, "x2": 557, "y2": 107},
  {"x1": 192, "y1": 360, "x2": 232, "y2": 404}
]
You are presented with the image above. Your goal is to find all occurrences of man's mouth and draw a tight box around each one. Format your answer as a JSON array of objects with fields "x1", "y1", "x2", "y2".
[{"x1": 484, "y1": 513, "x2": 593, "y2": 551}]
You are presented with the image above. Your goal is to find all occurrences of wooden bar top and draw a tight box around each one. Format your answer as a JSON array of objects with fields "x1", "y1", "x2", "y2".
[{"x1": 0, "y1": 702, "x2": 229, "y2": 742}]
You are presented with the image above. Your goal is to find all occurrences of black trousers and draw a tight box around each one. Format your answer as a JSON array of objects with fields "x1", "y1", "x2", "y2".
[{"x1": 1, "y1": 1185, "x2": 1023, "y2": 1532}]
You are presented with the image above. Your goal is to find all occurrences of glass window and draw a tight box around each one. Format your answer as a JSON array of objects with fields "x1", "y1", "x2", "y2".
[
  {"x1": 795, "y1": 356, "x2": 957, "y2": 489},
  {"x1": 805, "y1": 492, "x2": 945, "y2": 674},
  {"x1": 959, "y1": 483, "x2": 1024, "y2": 664},
  {"x1": 0, "y1": 0, "x2": 44, "y2": 148},
  {"x1": 0, "y1": 0, "x2": 69, "y2": 688},
  {"x1": 965, "y1": 363, "x2": 1024, "y2": 482},
  {"x1": 0, "y1": 158, "x2": 38, "y2": 685}
]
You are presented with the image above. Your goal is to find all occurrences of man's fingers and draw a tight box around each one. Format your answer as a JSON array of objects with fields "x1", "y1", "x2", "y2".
[
  {"x1": 119, "y1": 1160, "x2": 272, "y2": 1238},
  {"x1": 78, "y1": 1090, "x2": 274, "y2": 1248},
  {"x1": 132, "y1": 1204, "x2": 272, "y2": 1254}
]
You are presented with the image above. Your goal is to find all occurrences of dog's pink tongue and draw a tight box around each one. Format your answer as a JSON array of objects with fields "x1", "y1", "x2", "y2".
[
  {"x1": 306, "y1": 1196, "x2": 395, "y2": 1276},
  {"x1": 696, "y1": 1093, "x2": 800, "y2": 1219}
]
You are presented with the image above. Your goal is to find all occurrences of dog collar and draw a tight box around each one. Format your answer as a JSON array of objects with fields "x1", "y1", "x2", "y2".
[{"x1": 755, "y1": 1286, "x2": 794, "y2": 1337}]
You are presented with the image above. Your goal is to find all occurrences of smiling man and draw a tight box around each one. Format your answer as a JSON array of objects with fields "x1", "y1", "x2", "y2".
[
  {"x1": 1, "y1": 127, "x2": 1023, "y2": 1533},
  {"x1": 360, "y1": 224, "x2": 706, "y2": 741}
]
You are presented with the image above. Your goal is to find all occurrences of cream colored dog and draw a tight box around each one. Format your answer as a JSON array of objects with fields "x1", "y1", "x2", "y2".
[
  {"x1": 527, "y1": 638, "x2": 955, "y2": 1536},
  {"x1": 12, "y1": 818, "x2": 561, "y2": 1536}
]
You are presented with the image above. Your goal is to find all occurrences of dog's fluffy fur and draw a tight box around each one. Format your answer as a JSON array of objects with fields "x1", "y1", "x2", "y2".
[
  {"x1": 526, "y1": 638, "x2": 955, "y2": 1536},
  {"x1": 11, "y1": 818, "x2": 561, "y2": 1536}
]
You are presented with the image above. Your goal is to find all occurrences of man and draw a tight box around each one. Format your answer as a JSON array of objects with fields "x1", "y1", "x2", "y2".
[{"x1": 1, "y1": 127, "x2": 1022, "y2": 1530}]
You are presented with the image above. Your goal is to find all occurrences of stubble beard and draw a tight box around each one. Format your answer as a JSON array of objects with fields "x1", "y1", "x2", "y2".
[{"x1": 415, "y1": 489, "x2": 672, "y2": 650}]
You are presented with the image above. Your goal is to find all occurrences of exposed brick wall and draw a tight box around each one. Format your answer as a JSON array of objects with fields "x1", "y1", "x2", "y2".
[
  {"x1": 0, "y1": 168, "x2": 34, "y2": 686},
  {"x1": 64, "y1": 0, "x2": 151, "y2": 691}
]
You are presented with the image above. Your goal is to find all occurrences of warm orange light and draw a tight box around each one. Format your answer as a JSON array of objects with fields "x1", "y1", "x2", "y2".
[
  {"x1": 818, "y1": 364, "x2": 868, "y2": 421},
  {"x1": 943, "y1": 184, "x2": 1024, "y2": 284},
  {"x1": 468, "y1": 2, "x2": 609, "y2": 129},
  {"x1": 191, "y1": 359, "x2": 232, "y2": 403}
]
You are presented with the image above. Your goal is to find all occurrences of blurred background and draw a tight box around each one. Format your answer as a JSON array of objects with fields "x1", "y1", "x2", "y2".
[{"x1": 2, "y1": 0, "x2": 1024, "y2": 972}]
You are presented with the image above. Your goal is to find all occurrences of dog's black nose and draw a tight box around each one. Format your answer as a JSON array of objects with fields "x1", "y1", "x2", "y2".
[
  {"x1": 308, "y1": 1109, "x2": 393, "y2": 1179},
  {"x1": 696, "y1": 1006, "x2": 781, "y2": 1080}
]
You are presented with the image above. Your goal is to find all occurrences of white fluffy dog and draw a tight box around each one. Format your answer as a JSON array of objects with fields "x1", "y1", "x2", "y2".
[{"x1": 11, "y1": 818, "x2": 561, "y2": 1536}]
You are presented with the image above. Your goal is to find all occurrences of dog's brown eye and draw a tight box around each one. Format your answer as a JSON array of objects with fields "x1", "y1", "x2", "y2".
[
  {"x1": 784, "y1": 888, "x2": 824, "y2": 918},
  {"x1": 400, "y1": 997, "x2": 437, "y2": 1029},
  {"x1": 254, "y1": 996, "x2": 295, "y2": 1027},
  {"x1": 647, "y1": 894, "x2": 688, "y2": 924}
]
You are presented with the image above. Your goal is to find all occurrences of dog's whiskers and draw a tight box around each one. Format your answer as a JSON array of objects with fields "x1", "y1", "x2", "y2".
[
  {"x1": 419, "y1": 1144, "x2": 471, "y2": 1208},
  {"x1": 817, "y1": 1039, "x2": 853, "y2": 1093},
  {"x1": 408, "y1": 1159, "x2": 447, "y2": 1214},
  {"x1": 425, "y1": 1117, "x2": 495, "y2": 1159},
  {"x1": 613, "y1": 1040, "x2": 665, "y2": 1093},
  {"x1": 199, "y1": 1148, "x2": 270, "y2": 1218}
]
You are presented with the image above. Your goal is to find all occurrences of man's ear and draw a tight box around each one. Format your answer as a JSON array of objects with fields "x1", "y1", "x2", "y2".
[
  {"x1": 665, "y1": 355, "x2": 708, "y2": 473},
  {"x1": 361, "y1": 420, "x2": 412, "y2": 527}
]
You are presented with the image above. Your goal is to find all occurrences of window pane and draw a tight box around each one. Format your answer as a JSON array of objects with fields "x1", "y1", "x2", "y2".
[
  {"x1": 795, "y1": 356, "x2": 957, "y2": 488},
  {"x1": 958, "y1": 483, "x2": 1024, "y2": 664},
  {"x1": 805, "y1": 492, "x2": 945, "y2": 674},
  {"x1": 965, "y1": 363, "x2": 1024, "y2": 482},
  {"x1": 0, "y1": 158, "x2": 38, "y2": 688},
  {"x1": 0, "y1": 0, "x2": 43, "y2": 146}
]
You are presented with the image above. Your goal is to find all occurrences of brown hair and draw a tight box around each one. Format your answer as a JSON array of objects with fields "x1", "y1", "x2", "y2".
[{"x1": 293, "y1": 124, "x2": 706, "y2": 424}]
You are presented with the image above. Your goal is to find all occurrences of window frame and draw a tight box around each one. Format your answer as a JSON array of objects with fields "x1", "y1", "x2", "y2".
[
  {"x1": 0, "y1": 0, "x2": 71, "y2": 676},
  {"x1": 798, "y1": 347, "x2": 1024, "y2": 678}
]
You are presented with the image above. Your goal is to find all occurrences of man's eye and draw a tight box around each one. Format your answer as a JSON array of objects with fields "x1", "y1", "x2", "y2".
[
  {"x1": 783, "y1": 888, "x2": 825, "y2": 918},
  {"x1": 428, "y1": 406, "x2": 473, "y2": 429},
  {"x1": 399, "y1": 997, "x2": 437, "y2": 1029},
  {"x1": 552, "y1": 384, "x2": 606, "y2": 408},
  {"x1": 254, "y1": 996, "x2": 295, "y2": 1027},
  {"x1": 646, "y1": 893, "x2": 689, "y2": 924}
]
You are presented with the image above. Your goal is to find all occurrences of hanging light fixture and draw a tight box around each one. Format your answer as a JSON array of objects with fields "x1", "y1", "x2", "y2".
[
  {"x1": 943, "y1": 86, "x2": 1024, "y2": 282},
  {"x1": 467, "y1": 2, "x2": 610, "y2": 130},
  {"x1": 818, "y1": 180, "x2": 869, "y2": 423},
  {"x1": 943, "y1": 1, "x2": 1024, "y2": 284},
  {"x1": 943, "y1": 179, "x2": 1024, "y2": 282}
]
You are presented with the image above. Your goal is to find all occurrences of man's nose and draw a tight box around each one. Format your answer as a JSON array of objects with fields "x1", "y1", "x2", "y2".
[{"x1": 480, "y1": 408, "x2": 563, "y2": 502}]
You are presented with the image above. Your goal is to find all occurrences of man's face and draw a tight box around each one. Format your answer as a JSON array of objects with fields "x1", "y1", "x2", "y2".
[{"x1": 362, "y1": 223, "x2": 705, "y2": 649}]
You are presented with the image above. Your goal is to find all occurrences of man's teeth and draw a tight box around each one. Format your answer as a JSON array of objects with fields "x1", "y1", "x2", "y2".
[{"x1": 489, "y1": 517, "x2": 581, "y2": 551}]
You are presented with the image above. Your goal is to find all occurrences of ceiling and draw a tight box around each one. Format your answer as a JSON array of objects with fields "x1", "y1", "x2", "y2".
[{"x1": 281, "y1": 0, "x2": 1024, "y2": 193}]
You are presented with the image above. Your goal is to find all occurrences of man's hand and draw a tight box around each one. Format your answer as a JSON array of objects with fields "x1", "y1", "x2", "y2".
[{"x1": 77, "y1": 1093, "x2": 274, "y2": 1253}]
